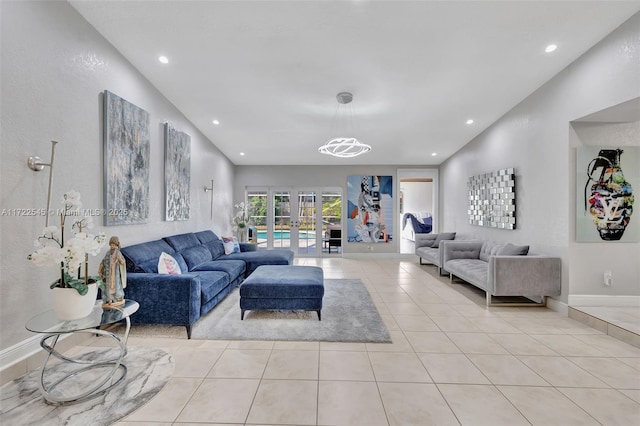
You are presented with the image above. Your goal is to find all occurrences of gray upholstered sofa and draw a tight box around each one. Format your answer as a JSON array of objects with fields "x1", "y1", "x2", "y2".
[
  {"x1": 120, "y1": 230, "x2": 294, "y2": 337},
  {"x1": 442, "y1": 240, "x2": 561, "y2": 306},
  {"x1": 415, "y1": 232, "x2": 464, "y2": 274}
]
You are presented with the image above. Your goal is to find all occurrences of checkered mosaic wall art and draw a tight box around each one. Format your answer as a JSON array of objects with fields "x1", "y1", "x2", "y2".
[{"x1": 467, "y1": 168, "x2": 516, "y2": 229}]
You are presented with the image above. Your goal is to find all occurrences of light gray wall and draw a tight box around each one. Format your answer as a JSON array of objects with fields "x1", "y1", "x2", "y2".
[
  {"x1": 235, "y1": 165, "x2": 437, "y2": 254},
  {"x1": 0, "y1": 1, "x2": 235, "y2": 350},
  {"x1": 439, "y1": 13, "x2": 640, "y2": 303},
  {"x1": 569, "y1": 120, "x2": 640, "y2": 296},
  {"x1": 401, "y1": 182, "x2": 433, "y2": 218}
]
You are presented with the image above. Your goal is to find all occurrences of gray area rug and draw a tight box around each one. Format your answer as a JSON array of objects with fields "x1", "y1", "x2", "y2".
[
  {"x1": 187, "y1": 279, "x2": 391, "y2": 342},
  {"x1": 190, "y1": 278, "x2": 391, "y2": 342},
  {"x1": 0, "y1": 346, "x2": 173, "y2": 426}
]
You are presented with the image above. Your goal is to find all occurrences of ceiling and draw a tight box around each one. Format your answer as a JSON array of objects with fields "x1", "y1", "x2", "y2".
[{"x1": 68, "y1": 1, "x2": 640, "y2": 166}]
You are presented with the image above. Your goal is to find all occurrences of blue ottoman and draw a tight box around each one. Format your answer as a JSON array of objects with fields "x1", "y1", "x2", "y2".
[{"x1": 239, "y1": 265, "x2": 324, "y2": 320}]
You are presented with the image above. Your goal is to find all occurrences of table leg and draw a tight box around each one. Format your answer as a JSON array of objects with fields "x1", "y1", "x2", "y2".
[{"x1": 37, "y1": 316, "x2": 131, "y2": 405}]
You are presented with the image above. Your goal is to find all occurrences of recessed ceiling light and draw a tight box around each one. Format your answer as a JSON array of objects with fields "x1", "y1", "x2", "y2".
[
  {"x1": 466, "y1": 119, "x2": 474, "y2": 125},
  {"x1": 545, "y1": 44, "x2": 557, "y2": 53},
  {"x1": 431, "y1": 152, "x2": 437, "y2": 156},
  {"x1": 158, "y1": 55, "x2": 169, "y2": 64},
  {"x1": 212, "y1": 119, "x2": 220, "y2": 125},
  {"x1": 239, "y1": 152, "x2": 245, "y2": 156}
]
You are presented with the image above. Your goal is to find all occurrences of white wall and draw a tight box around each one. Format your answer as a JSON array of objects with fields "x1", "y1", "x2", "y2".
[
  {"x1": 401, "y1": 182, "x2": 433, "y2": 218},
  {"x1": 439, "y1": 13, "x2": 640, "y2": 304},
  {"x1": 569, "y1": 119, "x2": 640, "y2": 297},
  {"x1": 0, "y1": 1, "x2": 235, "y2": 351},
  {"x1": 235, "y1": 165, "x2": 437, "y2": 254}
]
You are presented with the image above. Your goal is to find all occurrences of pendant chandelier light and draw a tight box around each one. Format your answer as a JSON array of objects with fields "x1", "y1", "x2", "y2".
[{"x1": 318, "y1": 92, "x2": 371, "y2": 158}]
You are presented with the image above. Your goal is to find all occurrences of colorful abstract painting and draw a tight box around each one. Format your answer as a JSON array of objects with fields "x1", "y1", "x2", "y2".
[
  {"x1": 103, "y1": 90, "x2": 150, "y2": 225},
  {"x1": 164, "y1": 123, "x2": 191, "y2": 221},
  {"x1": 347, "y1": 175, "x2": 393, "y2": 243},
  {"x1": 576, "y1": 146, "x2": 638, "y2": 242}
]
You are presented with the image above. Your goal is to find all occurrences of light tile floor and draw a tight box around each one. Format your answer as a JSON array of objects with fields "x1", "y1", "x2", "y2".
[{"x1": 72, "y1": 257, "x2": 640, "y2": 425}]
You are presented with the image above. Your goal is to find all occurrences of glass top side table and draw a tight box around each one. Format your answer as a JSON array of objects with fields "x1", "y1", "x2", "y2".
[{"x1": 25, "y1": 299, "x2": 139, "y2": 405}]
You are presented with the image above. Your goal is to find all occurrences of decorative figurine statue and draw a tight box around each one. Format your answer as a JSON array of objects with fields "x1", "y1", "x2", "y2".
[{"x1": 98, "y1": 236, "x2": 127, "y2": 308}]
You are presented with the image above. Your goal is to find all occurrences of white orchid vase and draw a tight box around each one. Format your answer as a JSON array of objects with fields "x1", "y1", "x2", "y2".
[
  {"x1": 232, "y1": 202, "x2": 251, "y2": 231},
  {"x1": 28, "y1": 190, "x2": 107, "y2": 295}
]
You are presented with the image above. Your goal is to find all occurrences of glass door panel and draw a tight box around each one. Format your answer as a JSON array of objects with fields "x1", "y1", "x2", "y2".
[
  {"x1": 322, "y1": 191, "x2": 342, "y2": 255},
  {"x1": 272, "y1": 191, "x2": 291, "y2": 249},
  {"x1": 247, "y1": 191, "x2": 267, "y2": 248},
  {"x1": 245, "y1": 187, "x2": 341, "y2": 256},
  {"x1": 296, "y1": 191, "x2": 317, "y2": 255}
]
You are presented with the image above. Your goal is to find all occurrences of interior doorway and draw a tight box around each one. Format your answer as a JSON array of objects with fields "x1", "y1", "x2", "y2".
[{"x1": 397, "y1": 169, "x2": 438, "y2": 254}]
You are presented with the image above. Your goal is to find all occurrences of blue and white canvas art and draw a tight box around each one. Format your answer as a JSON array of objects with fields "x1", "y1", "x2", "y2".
[
  {"x1": 103, "y1": 90, "x2": 150, "y2": 225},
  {"x1": 347, "y1": 175, "x2": 393, "y2": 243},
  {"x1": 164, "y1": 123, "x2": 191, "y2": 221}
]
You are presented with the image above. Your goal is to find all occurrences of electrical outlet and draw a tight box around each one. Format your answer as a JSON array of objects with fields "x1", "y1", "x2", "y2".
[{"x1": 603, "y1": 271, "x2": 612, "y2": 287}]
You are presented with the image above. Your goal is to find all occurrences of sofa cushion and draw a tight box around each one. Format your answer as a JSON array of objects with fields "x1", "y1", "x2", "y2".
[
  {"x1": 433, "y1": 232, "x2": 456, "y2": 247},
  {"x1": 210, "y1": 240, "x2": 226, "y2": 259},
  {"x1": 227, "y1": 249, "x2": 294, "y2": 276},
  {"x1": 479, "y1": 241, "x2": 503, "y2": 262},
  {"x1": 446, "y1": 259, "x2": 489, "y2": 290},
  {"x1": 164, "y1": 233, "x2": 201, "y2": 252},
  {"x1": 192, "y1": 259, "x2": 246, "y2": 279},
  {"x1": 121, "y1": 239, "x2": 176, "y2": 273},
  {"x1": 496, "y1": 243, "x2": 530, "y2": 256},
  {"x1": 158, "y1": 252, "x2": 182, "y2": 275},
  {"x1": 195, "y1": 230, "x2": 226, "y2": 259},
  {"x1": 195, "y1": 229, "x2": 221, "y2": 244},
  {"x1": 193, "y1": 271, "x2": 230, "y2": 303},
  {"x1": 181, "y1": 245, "x2": 213, "y2": 271}
]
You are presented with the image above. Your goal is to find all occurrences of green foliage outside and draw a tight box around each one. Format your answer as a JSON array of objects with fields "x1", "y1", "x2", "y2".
[{"x1": 246, "y1": 193, "x2": 342, "y2": 232}]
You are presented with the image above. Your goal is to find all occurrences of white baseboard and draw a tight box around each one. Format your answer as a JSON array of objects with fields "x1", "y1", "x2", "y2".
[
  {"x1": 568, "y1": 295, "x2": 640, "y2": 307},
  {"x1": 0, "y1": 333, "x2": 73, "y2": 373},
  {"x1": 546, "y1": 297, "x2": 568, "y2": 316},
  {"x1": 0, "y1": 334, "x2": 44, "y2": 372}
]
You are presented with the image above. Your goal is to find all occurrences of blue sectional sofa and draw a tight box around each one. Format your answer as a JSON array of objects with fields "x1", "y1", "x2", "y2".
[{"x1": 120, "y1": 230, "x2": 294, "y2": 338}]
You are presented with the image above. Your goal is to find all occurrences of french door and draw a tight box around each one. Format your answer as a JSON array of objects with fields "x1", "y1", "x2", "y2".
[{"x1": 246, "y1": 188, "x2": 342, "y2": 257}]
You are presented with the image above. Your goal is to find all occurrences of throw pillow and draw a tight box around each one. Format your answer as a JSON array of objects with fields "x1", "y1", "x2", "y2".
[
  {"x1": 222, "y1": 236, "x2": 240, "y2": 255},
  {"x1": 496, "y1": 243, "x2": 530, "y2": 256},
  {"x1": 433, "y1": 232, "x2": 456, "y2": 247},
  {"x1": 158, "y1": 252, "x2": 182, "y2": 275}
]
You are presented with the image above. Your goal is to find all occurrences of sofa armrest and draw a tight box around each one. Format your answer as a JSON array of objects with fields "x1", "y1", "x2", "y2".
[
  {"x1": 414, "y1": 233, "x2": 437, "y2": 249},
  {"x1": 125, "y1": 273, "x2": 202, "y2": 326},
  {"x1": 240, "y1": 242, "x2": 258, "y2": 252},
  {"x1": 488, "y1": 256, "x2": 561, "y2": 297},
  {"x1": 442, "y1": 241, "x2": 483, "y2": 264}
]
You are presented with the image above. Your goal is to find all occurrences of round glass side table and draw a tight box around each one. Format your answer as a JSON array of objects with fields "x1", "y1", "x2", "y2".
[{"x1": 25, "y1": 299, "x2": 139, "y2": 405}]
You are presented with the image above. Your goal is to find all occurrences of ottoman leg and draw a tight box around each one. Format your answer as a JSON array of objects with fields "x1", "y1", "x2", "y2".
[
  {"x1": 241, "y1": 309, "x2": 246, "y2": 320},
  {"x1": 317, "y1": 310, "x2": 321, "y2": 321}
]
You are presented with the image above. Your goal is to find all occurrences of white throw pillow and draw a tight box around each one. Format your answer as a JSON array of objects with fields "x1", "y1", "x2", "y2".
[
  {"x1": 158, "y1": 252, "x2": 181, "y2": 275},
  {"x1": 222, "y1": 236, "x2": 240, "y2": 255}
]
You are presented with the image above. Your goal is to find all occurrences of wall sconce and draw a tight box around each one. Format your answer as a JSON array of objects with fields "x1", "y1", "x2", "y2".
[
  {"x1": 27, "y1": 140, "x2": 59, "y2": 226},
  {"x1": 204, "y1": 179, "x2": 214, "y2": 220}
]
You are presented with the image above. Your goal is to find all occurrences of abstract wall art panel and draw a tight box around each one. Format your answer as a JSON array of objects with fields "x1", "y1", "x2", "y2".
[
  {"x1": 103, "y1": 90, "x2": 150, "y2": 225},
  {"x1": 164, "y1": 123, "x2": 191, "y2": 221},
  {"x1": 468, "y1": 168, "x2": 516, "y2": 229},
  {"x1": 576, "y1": 146, "x2": 638, "y2": 242},
  {"x1": 347, "y1": 175, "x2": 393, "y2": 243}
]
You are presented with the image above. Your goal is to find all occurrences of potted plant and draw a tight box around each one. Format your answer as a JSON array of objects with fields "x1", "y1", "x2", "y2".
[
  {"x1": 28, "y1": 190, "x2": 107, "y2": 320},
  {"x1": 232, "y1": 202, "x2": 251, "y2": 242}
]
